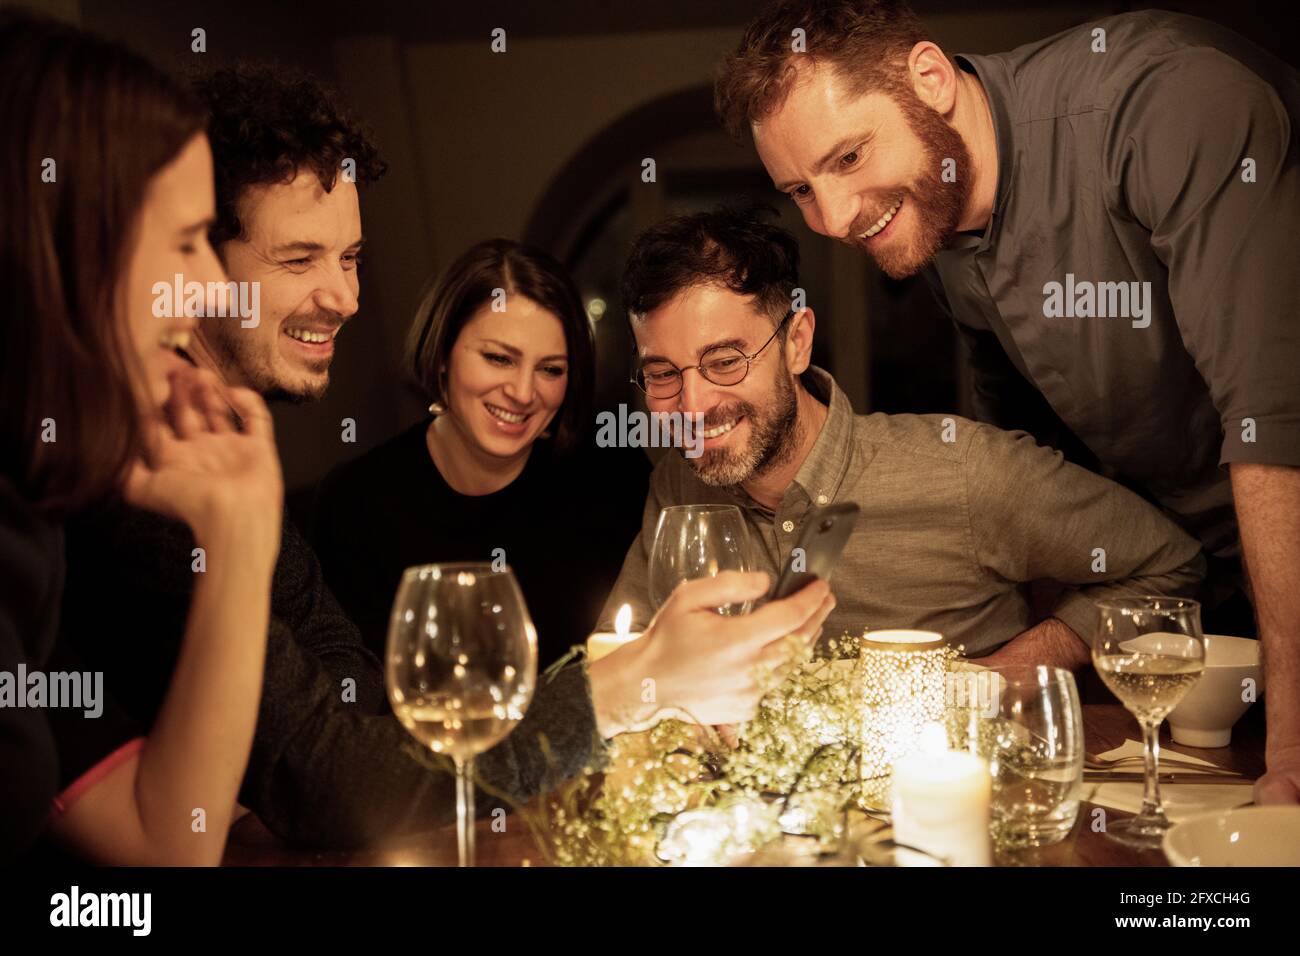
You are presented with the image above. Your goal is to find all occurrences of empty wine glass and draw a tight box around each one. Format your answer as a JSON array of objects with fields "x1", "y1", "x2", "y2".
[
  {"x1": 1093, "y1": 596, "x2": 1205, "y2": 849},
  {"x1": 648, "y1": 504, "x2": 752, "y2": 614},
  {"x1": 385, "y1": 563, "x2": 537, "y2": 866}
]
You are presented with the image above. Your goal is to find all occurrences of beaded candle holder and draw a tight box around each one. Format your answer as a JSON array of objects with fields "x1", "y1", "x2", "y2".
[{"x1": 856, "y1": 630, "x2": 952, "y2": 783}]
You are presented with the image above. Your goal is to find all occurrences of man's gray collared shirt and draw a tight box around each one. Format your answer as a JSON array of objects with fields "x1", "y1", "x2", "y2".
[
  {"x1": 600, "y1": 367, "x2": 1204, "y2": 655},
  {"x1": 929, "y1": 12, "x2": 1300, "y2": 560}
]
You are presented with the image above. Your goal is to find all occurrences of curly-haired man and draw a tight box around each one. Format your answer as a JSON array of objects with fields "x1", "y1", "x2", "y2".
[{"x1": 188, "y1": 64, "x2": 387, "y2": 402}]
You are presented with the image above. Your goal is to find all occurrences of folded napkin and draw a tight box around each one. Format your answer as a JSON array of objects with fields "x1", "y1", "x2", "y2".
[{"x1": 1085, "y1": 739, "x2": 1252, "y2": 823}]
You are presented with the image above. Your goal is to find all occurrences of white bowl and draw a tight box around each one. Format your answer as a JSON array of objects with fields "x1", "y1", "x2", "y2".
[
  {"x1": 1164, "y1": 806, "x2": 1300, "y2": 866},
  {"x1": 1167, "y1": 634, "x2": 1262, "y2": 748}
]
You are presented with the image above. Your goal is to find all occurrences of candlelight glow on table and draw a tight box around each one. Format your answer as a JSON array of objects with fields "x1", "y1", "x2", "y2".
[
  {"x1": 525, "y1": 628, "x2": 1004, "y2": 867},
  {"x1": 891, "y1": 723, "x2": 992, "y2": 867},
  {"x1": 586, "y1": 604, "x2": 643, "y2": 661},
  {"x1": 857, "y1": 629, "x2": 953, "y2": 782}
]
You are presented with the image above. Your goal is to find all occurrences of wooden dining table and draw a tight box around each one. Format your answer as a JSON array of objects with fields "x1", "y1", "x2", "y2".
[{"x1": 222, "y1": 703, "x2": 1266, "y2": 867}]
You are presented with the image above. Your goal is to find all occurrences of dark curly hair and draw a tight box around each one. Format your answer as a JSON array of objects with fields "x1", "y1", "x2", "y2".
[
  {"x1": 620, "y1": 204, "x2": 800, "y2": 327},
  {"x1": 192, "y1": 64, "x2": 387, "y2": 246}
]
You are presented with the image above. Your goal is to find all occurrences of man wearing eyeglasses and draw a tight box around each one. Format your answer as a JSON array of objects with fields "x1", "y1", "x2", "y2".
[{"x1": 598, "y1": 206, "x2": 1205, "y2": 667}]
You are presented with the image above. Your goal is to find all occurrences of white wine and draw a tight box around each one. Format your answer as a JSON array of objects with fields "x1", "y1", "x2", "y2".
[
  {"x1": 1096, "y1": 654, "x2": 1203, "y2": 722},
  {"x1": 394, "y1": 692, "x2": 516, "y2": 760}
]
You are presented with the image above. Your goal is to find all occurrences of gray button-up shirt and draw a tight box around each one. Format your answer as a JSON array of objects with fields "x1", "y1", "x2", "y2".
[
  {"x1": 929, "y1": 12, "x2": 1300, "y2": 562},
  {"x1": 599, "y1": 367, "x2": 1204, "y2": 656}
]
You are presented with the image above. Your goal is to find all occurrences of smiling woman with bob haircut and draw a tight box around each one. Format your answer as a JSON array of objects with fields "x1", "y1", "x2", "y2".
[{"x1": 312, "y1": 239, "x2": 649, "y2": 667}]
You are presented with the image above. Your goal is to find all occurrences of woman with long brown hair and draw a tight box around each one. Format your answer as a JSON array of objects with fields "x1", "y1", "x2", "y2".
[{"x1": 0, "y1": 12, "x2": 282, "y2": 864}]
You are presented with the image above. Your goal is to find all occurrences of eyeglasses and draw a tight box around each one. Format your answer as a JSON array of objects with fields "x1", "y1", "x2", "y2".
[{"x1": 631, "y1": 309, "x2": 795, "y2": 400}]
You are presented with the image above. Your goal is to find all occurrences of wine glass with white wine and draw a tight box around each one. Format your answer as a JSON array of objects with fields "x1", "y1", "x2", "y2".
[
  {"x1": 385, "y1": 563, "x2": 537, "y2": 867},
  {"x1": 1093, "y1": 596, "x2": 1205, "y2": 849},
  {"x1": 648, "y1": 504, "x2": 753, "y2": 614}
]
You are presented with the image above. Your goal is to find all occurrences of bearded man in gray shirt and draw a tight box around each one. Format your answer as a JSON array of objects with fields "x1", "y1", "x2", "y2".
[
  {"x1": 600, "y1": 207, "x2": 1203, "y2": 672},
  {"x1": 716, "y1": 2, "x2": 1300, "y2": 805}
]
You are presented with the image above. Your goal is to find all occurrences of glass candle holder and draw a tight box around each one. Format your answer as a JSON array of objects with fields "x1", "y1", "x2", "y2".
[{"x1": 855, "y1": 630, "x2": 951, "y2": 783}]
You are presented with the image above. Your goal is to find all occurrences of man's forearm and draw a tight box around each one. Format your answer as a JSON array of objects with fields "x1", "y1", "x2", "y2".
[
  {"x1": 243, "y1": 635, "x2": 602, "y2": 848},
  {"x1": 1231, "y1": 463, "x2": 1300, "y2": 759},
  {"x1": 980, "y1": 617, "x2": 1092, "y2": 672}
]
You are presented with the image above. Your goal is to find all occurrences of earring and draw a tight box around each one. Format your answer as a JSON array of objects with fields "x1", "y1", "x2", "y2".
[{"x1": 428, "y1": 368, "x2": 449, "y2": 417}]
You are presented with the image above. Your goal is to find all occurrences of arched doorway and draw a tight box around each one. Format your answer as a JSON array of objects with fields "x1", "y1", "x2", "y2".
[
  {"x1": 524, "y1": 84, "x2": 960, "y2": 426},
  {"x1": 523, "y1": 85, "x2": 865, "y2": 422}
]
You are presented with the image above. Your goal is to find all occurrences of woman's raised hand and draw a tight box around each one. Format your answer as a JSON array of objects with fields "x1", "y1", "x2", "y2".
[{"x1": 123, "y1": 365, "x2": 283, "y2": 565}]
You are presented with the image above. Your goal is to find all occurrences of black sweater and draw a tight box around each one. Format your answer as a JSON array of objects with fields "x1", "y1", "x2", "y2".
[
  {"x1": 0, "y1": 481, "x2": 141, "y2": 862},
  {"x1": 0, "y1": 479, "x2": 62, "y2": 861},
  {"x1": 310, "y1": 421, "x2": 649, "y2": 669},
  {"x1": 56, "y1": 499, "x2": 604, "y2": 850}
]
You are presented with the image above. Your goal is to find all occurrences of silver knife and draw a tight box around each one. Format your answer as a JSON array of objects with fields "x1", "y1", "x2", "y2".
[{"x1": 1083, "y1": 772, "x2": 1254, "y2": 785}]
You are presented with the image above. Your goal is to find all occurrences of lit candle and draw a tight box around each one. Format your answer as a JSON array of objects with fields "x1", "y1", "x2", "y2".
[
  {"x1": 857, "y1": 629, "x2": 950, "y2": 780},
  {"x1": 586, "y1": 604, "x2": 644, "y2": 662},
  {"x1": 891, "y1": 724, "x2": 991, "y2": 867}
]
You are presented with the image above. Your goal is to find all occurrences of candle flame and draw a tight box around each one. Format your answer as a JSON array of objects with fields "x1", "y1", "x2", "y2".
[{"x1": 614, "y1": 603, "x2": 632, "y2": 637}]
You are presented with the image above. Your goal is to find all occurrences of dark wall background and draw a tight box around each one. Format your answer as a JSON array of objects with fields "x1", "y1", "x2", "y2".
[{"x1": 11, "y1": 0, "x2": 1297, "y2": 494}]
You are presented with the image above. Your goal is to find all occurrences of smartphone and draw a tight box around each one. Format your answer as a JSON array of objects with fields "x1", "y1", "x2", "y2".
[{"x1": 768, "y1": 503, "x2": 860, "y2": 601}]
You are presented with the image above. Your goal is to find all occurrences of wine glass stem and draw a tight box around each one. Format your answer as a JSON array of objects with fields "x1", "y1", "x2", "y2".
[
  {"x1": 1138, "y1": 718, "x2": 1166, "y2": 822},
  {"x1": 455, "y1": 756, "x2": 476, "y2": 867}
]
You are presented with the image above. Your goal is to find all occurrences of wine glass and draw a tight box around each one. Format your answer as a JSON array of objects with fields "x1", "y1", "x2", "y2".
[
  {"x1": 385, "y1": 563, "x2": 537, "y2": 867},
  {"x1": 1092, "y1": 596, "x2": 1205, "y2": 849},
  {"x1": 648, "y1": 504, "x2": 752, "y2": 614}
]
